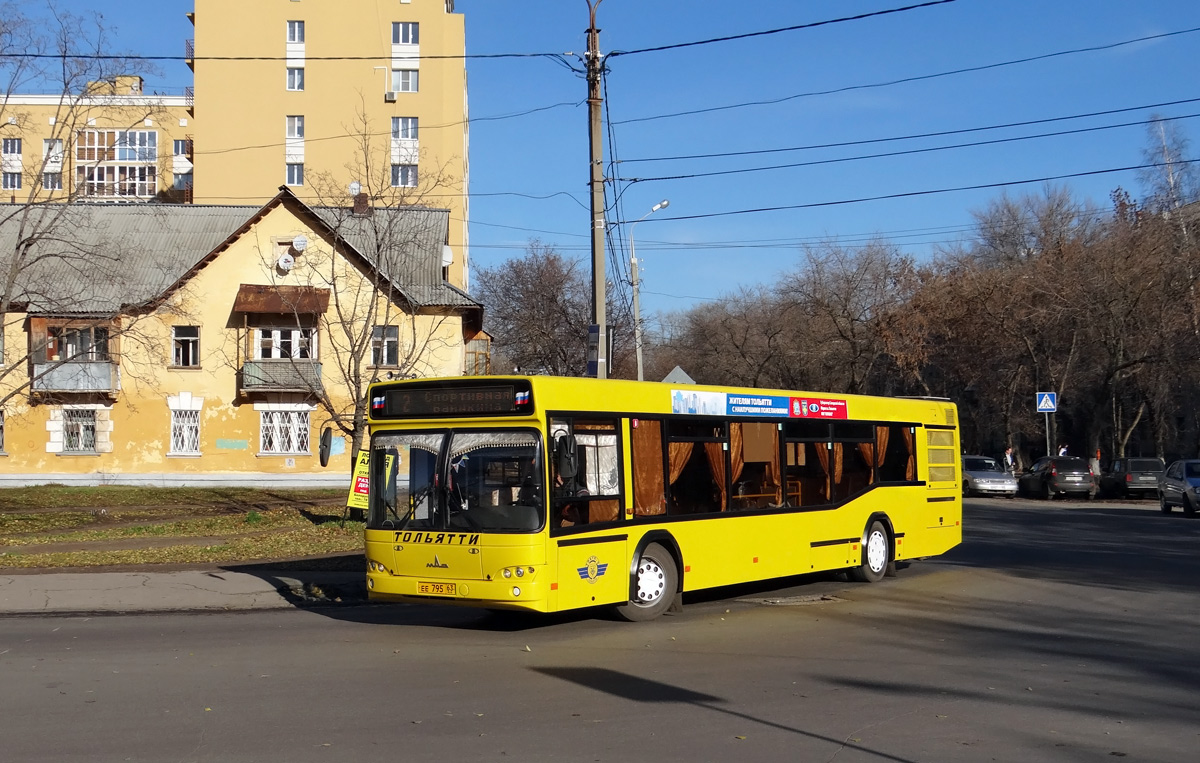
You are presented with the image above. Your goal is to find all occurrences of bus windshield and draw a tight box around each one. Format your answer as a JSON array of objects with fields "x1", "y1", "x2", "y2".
[{"x1": 368, "y1": 429, "x2": 545, "y2": 533}]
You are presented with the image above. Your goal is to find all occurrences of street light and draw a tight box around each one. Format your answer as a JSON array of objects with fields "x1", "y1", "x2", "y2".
[{"x1": 630, "y1": 199, "x2": 668, "y2": 381}]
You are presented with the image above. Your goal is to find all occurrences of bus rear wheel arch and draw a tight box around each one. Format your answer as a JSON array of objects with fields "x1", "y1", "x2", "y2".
[
  {"x1": 616, "y1": 541, "x2": 680, "y2": 622},
  {"x1": 850, "y1": 519, "x2": 892, "y2": 583}
]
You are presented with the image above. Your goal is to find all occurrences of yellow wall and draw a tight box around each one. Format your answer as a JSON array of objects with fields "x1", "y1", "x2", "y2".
[
  {"x1": 190, "y1": 0, "x2": 469, "y2": 289},
  {"x1": 0, "y1": 200, "x2": 465, "y2": 486}
]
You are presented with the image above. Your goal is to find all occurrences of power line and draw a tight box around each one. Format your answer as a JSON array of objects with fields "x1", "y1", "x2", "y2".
[
  {"x1": 619, "y1": 97, "x2": 1200, "y2": 164},
  {"x1": 619, "y1": 113, "x2": 1200, "y2": 184},
  {"x1": 647, "y1": 159, "x2": 1200, "y2": 223},
  {"x1": 613, "y1": 26, "x2": 1200, "y2": 126},
  {"x1": 607, "y1": 1, "x2": 957, "y2": 58}
]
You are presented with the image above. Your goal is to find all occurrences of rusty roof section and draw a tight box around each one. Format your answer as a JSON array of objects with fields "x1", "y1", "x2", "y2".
[{"x1": 232, "y1": 284, "x2": 331, "y2": 314}]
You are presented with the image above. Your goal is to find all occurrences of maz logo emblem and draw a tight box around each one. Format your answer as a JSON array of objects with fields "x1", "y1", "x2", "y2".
[{"x1": 426, "y1": 555, "x2": 449, "y2": 569}]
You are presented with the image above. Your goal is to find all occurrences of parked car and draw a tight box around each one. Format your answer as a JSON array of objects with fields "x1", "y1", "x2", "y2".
[
  {"x1": 1158, "y1": 459, "x2": 1200, "y2": 515},
  {"x1": 1098, "y1": 457, "x2": 1165, "y2": 498},
  {"x1": 962, "y1": 455, "x2": 1018, "y2": 497},
  {"x1": 1018, "y1": 457, "x2": 1095, "y2": 499}
]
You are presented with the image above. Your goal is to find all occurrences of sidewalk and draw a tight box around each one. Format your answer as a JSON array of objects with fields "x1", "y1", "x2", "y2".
[{"x1": 0, "y1": 568, "x2": 367, "y2": 616}]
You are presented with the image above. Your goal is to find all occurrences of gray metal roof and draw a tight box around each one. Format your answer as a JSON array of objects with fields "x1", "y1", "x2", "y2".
[{"x1": 0, "y1": 197, "x2": 480, "y2": 314}]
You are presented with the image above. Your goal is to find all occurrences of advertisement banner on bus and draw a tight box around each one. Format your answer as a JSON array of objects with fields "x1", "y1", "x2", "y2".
[
  {"x1": 728, "y1": 394, "x2": 791, "y2": 417},
  {"x1": 789, "y1": 397, "x2": 849, "y2": 419}
]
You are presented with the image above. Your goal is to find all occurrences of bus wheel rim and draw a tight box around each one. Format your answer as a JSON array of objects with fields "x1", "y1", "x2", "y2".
[
  {"x1": 634, "y1": 557, "x2": 666, "y2": 605},
  {"x1": 866, "y1": 531, "x2": 888, "y2": 573}
]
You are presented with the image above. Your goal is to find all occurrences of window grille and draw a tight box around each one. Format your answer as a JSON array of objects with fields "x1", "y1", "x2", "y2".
[
  {"x1": 260, "y1": 410, "x2": 310, "y2": 454},
  {"x1": 171, "y1": 409, "x2": 201, "y2": 454},
  {"x1": 63, "y1": 409, "x2": 97, "y2": 452}
]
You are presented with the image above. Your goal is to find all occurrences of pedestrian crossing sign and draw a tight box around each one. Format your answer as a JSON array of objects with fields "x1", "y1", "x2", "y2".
[{"x1": 1036, "y1": 392, "x2": 1057, "y2": 413}]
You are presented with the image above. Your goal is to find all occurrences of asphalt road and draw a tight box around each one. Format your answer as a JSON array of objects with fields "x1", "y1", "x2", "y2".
[{"x1": 2, "y1": 496, "x2": 1198, "y2": 762}]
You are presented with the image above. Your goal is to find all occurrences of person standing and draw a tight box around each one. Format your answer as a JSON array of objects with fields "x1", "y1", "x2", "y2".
[
  {"x1": 1003, "y1": 446, "x2": 1016, "y2": 473},
  {"x1": 1057, "y1": 443, "x2": 1068, "y2": 456}
]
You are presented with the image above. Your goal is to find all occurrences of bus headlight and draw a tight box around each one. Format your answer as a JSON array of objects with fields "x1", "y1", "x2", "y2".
[
  {"x1": 502, "y1": 568, "x2": 512, "y2": 578},
  {"x1": 515, "y1": 567, "x2": 524, "y2": 577},
  {"x1": 512, "y1": 586, "x2": 521, "y2": 597}
]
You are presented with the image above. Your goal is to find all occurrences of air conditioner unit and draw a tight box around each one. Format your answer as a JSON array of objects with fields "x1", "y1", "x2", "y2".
[{"x1": 384, "y1": 91, "x2": 398, "y2": 103}]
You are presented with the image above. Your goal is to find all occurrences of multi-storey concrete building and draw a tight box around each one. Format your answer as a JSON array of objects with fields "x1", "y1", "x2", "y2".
[{"x1": 187, "y1": 0, "x2": 470, "y2": 290}]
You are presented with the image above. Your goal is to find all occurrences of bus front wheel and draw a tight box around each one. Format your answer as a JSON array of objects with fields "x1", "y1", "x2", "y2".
[
  {"x1": 850, "y1": 520, "x2": 890, "y2": 584},
  {"x1": 616, "y1": 543, "x2": 678, "y2": 622}
]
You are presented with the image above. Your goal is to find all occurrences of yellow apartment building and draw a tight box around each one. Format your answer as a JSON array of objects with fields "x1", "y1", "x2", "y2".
[
  {"x1": 0, "y1": 190, "x2": 482, "y2": 486},
  {"x1": 0, "y1": 76, "x2": 195, "y2": 203},
  {"x1": 188, "y1": 0, "x2": 470, "y2": 291}
]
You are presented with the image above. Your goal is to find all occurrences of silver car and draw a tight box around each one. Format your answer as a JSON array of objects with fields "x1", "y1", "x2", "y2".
[
  {"x1": 962, "y1": 455, "x2": 1018, "y2": 497},
  {"x1": 1159, "y1": 459, "x2": 1200, "y2": 515}
]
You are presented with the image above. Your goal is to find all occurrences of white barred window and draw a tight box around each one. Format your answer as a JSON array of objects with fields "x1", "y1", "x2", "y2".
[
  {"x1": 63, "y1": 409, "x2": 97, "y2": 452},
  {"x1": 170, "y1": 409, "x2": 201, "y2": 455},
  {"x1": 260, "y1": 410, "x2": 310, "y2": 454}
]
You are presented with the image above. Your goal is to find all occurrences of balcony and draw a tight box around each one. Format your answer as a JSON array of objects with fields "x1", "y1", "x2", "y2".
[
  {"x1": 184, "y1": 39, "x2": 194, "y2": 69},
  {"x1": 240, "y1": 360, "x2": 322, "y2": 393},
  {"x1": 32, "y1": 362, "x2": 120, "y2": 393},
  {"x1": 184, "y1": 86, "x2": 194, "y2": 115}
]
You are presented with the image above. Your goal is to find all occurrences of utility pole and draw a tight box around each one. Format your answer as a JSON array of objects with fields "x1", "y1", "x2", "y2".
[{"x1": 585, "y1": 0, "x2": 607, "y2": 378}]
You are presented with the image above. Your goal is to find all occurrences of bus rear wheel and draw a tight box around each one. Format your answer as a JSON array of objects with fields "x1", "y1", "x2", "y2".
[
  {"x1": 616, "y1": 543, "x2": 677, "y2": 622},
  {"x1": 850, "y1": 520, "x2": 890, "y2": 584}
]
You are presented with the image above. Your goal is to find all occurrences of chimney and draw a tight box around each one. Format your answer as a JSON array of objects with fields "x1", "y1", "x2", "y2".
[{"x1": 352, "y1": 192, "x2": 371, "y2": 217}]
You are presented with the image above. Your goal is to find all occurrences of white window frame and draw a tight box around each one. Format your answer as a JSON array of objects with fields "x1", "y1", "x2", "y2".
[
  {"x1": 287, "y1": 20, "x2": 305, "y2": 43},
  {"x1": 1, "y1": 172, "x2": 20, "y2": 190},
  {"x1": 42, "y1": 172, "x2": 62, "y2": 190},
  {"x1": 115, "y1": 130, "x2": 157, "y2": 162},
  {"x1": 42, "y1": 138, "x2": 63, "y2": 164},
  {"x1": 259, "y1": 409, "x2": 311, "y2": 455},
  {"x1": 254, "y1": 327, "x2": 317, "y2": 360},
  {"x1": 391, "y1": 163, "x2": 417, "y2": 188},
  {"x1": 169, "y1": 409, "x2": 201, "y2": 456},
  {"x1": 1, "y1": 138, "x2": 20, "y2": 155},
  {"x1": 63, "y1": 408, "x2": 98, "y2": 453},
  {"x1": 371, "y1": 325, "x2": 400, "y2": 367},
  {"x1": 286, "y1": 115, "x2": 305, "y2": 139},
  {"x1": 392, "y1": 22, "x2": 419, "y2": 45},
  {"x1": 172, "y1": 325, "x2": 200, "y2": 367},
  {"x1": 287, "y1": 67, "x2": 305, "y2": 91},
  {"x1": 390, "y1": 69, "x2": 418, "y2": 93},
  {"x1": 392, "y1": 116, "x2": 418, "y2": 140},
  {"x1": 286, "y1": 163, "x2": 304, "y2": 186}
]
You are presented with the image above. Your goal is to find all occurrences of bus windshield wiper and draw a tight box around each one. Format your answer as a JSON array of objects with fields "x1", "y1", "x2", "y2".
[{"x1": 394, "y1": 479, "x2": 436, "y2": 531}]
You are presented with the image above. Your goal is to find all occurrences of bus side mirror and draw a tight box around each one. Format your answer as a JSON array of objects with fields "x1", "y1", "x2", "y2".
[
  {"x1": 555, "y1": 434, "x2": 579, "y2": 480},
  {"x1": 319, "y1": 427, "x2": 333, "y2": 467}
]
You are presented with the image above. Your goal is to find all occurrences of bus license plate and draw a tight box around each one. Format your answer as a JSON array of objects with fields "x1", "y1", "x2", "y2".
[{"x1": 418, "y1": 581, "x2": 456, "y2": 596}]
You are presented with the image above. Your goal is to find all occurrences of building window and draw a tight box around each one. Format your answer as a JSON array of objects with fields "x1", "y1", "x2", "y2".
[
  {"x1": 115, "y1": 131, "x2": 157, "y2": 161},
  {"x1": 390, "y1": 69, "x2": 418, "y2": 93},
  {"x1": 1, "y1": 138, "x2": 20, "y2": 155},
  {"x1": 391, "y1": 164, "x2": 417, "y2": 187},
  {"x1": 76, "y1": 165, "x2": 156, "y2": 197},
  {"x1": 287, "y1": 67, "x2": 305, "y2": 91},
  {"x1": 0, "y1": 411, "x2": 5, "y2": 453},
  {"x1": 173, "y1": 172, "x2": 193, "y2": 191},
  {"x1": 43, "y1": 172, "x2": 62, "y2": 190},
  {"x1": 47, "y1": 326, "x2": 109, "y2": 362},
  {"x1": 465, "y1": 335, "x2": 492, "y2": 375},
  {"x1": 169, "y1": 409, "x2": 201, "y2": 455},
  {"x1": 371, "y1": 325, "x2": 399, "y2": 366},
  {"x1": 286, "y1": 115, "x2": 305, "y2": 138},
  {"x1": 1, "y1": 172, "x2": 20, "y2": 190},
  {"x1": 173, "y1": 139, "x2": 190, "y2": 156},
  {"x1": 286, "y1": 163, "x2": 304, "y2": 186},
  {"x1": 172, "y1": 326, "x2": 200, "y2": 367},
  {"x1": 63, "y1": 409, "x2": 97, "y2": 453},
  {"x1": 392, "y1": 116, "x2": 418, "y2": 140},
  {"x1": 255, "y1": 327, "x2": 317, "y2": 360},
  {"x1": 287, "y1": 20, "x2": 305, "y2": 43},
  {"x1": 260, "y1": 410, "x2": 310, "y2": 455},
  {"x1": 392, "y1": 21, "x2": 419, "y2": 45},
  {"x1": 43, "y1": 138, "x2": 63, "y2": 162}
]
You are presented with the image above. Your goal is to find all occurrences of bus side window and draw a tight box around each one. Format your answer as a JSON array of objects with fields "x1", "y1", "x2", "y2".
[
  {"x1": 665, "y1": 418, "x2": 726, "y2": 515},
  {"x1": 730, "y1": 421, "x2": 782, "y2": 510},
  {"x1": 631, "y1": 418, "x2": 666, "y2": 516}
]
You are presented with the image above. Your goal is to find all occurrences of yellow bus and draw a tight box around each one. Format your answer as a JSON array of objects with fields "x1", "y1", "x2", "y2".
[{"x1": 350, "y1": 375, "x2": 961, "y2": 621}]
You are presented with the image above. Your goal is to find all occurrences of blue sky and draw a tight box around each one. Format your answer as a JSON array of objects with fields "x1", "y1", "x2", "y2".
[{"x1": 26, "y1": 1, "x2": 1200, "y2": 318}]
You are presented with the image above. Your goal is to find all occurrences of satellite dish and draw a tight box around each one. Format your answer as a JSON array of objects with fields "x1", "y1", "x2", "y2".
[
  {"x1": 277, "y1": 252, "x2": 296, "y2": 272},
  {"x1": 349, "y1": 181, "x2": 362, "y2": 196},
  {"x1": 292, "y1": 235, "x2": 308, "y2": 252},
  {"x1": 318, "y1": 427, "x2": 333, "y2": 467}
]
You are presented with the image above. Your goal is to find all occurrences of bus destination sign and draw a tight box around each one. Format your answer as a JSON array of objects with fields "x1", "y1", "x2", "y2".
[{"x1": 380, "y1": 382, "x2": 534, "y2": 418}]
